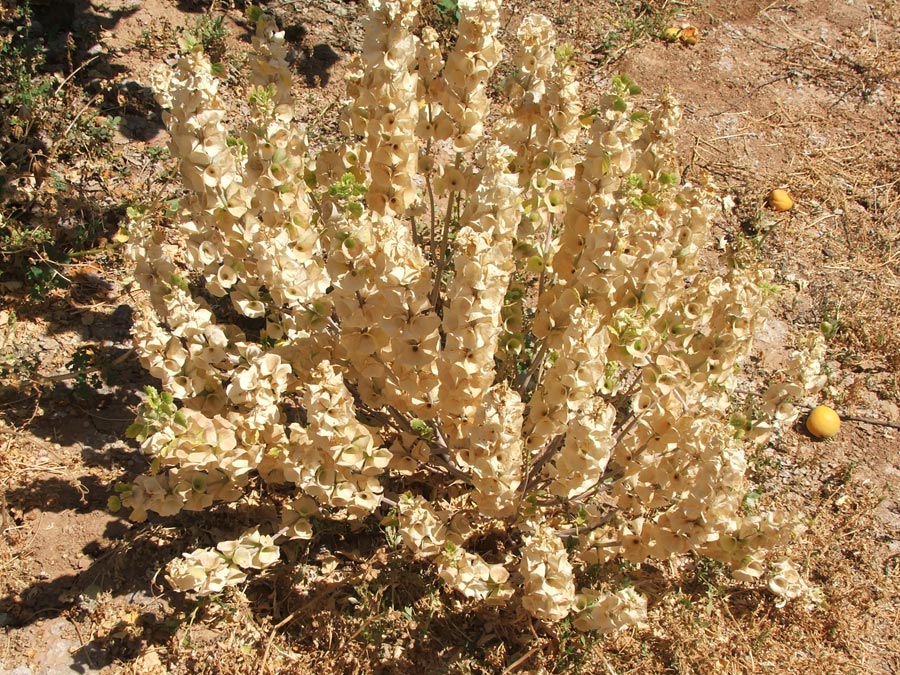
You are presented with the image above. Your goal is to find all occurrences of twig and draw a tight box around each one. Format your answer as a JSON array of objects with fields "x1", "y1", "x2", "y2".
[
  {"x1": 519, "y1": 434, "x2": 564, "y2": 493},
  {"x1": 308, "y1": 100, "x2": 336, "y2": 130},
  {"x1": 53, "y1": 55, "x2": 101, "y2": 98},
  {"x1": 67, "y1": 244, "x2": 118, "y2": 259},
  {"x1": 40, "y1": 348, "x2": 135, "y2": 384},
  {"x1": 514, "y1": 339, "x2": 549, "y2": 395},
  {"x1": 599, "y1": 653, "x2": 620, "y2": 675},
  {"x1": 62, "y1": 95, "x2": 102, "y2": 139},
  {"x1": 429, "y1": 190, "x2": 458, "y2": 311},
  {"x1": 261, "y1": 608, "x2": 303, "y2": 675},
  {"x1": 502, "y1": 645, "x2": 540, "y2": 674},
  {"x1": 0, "y1": 513, "x2": 43, "y2": 572},
  {"x1": 67, "y1": 616, "x2": 97, "y2": 670}
]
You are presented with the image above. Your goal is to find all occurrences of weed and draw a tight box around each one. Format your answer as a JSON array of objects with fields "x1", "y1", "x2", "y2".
[
  {"x1": 49, "y1": 171, "x2": 69, "y2": 193},
  {"x1": 819, "y1": 300, "x2": 843, "y2": 340},
  {"x1": 434, "y1": 0, "x2": 460, "y2": 21},
  {"x1": 0, "y1": 311, "x2": 36, "y2": 384},
  {"x1": 25, "y1": 262, "x2": 66, "y2": 299},
  {"x1": 552, "y1": 618, "x2": 599, "y2": 674},
  {"x1": 0, "y1": 220, "x2": 54, "y2": 254},
  {"x1": 65, "y1": 345, "x2": 104, "y2": 398},
  {"x1": 0, "y1": 4, "x2": 53, "y2": 117},
  {"x1": 144, "y1": 145, "x2": 169, "y2": 161},
  {"x1": 593, "y1": 0, "x2": 676, "y2": 65},
  {"x1": 694, "y1": 558, "x2": 726, "y2": 610},
  {"x1": 84, "y1": 114, "x2": 122, "y2": 144},
  {"x1": 747, "y1": 447, "x2": 783, "y2": 478},
  {"x1": 187, "y1": 14, "x2": 228, "y2": 63}
]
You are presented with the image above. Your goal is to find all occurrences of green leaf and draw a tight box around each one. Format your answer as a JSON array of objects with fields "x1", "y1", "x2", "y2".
[
  {"x1": 630, "y1": 110, "x2": 650, "y2": 125},
  {"x1": 640, "y1": 193, "x2": 659, "y2": 208},
  {"x1": 410, "y1": 418, "x2": 435, "y2": 441},
  {"x1": 347, "y1": 201, "x2": 363, "y2": 218},
  {"x1": 436, "y1": 0, "x2": 460, "y2": 18},
  {"x1": 125, "y1": 422, "x2": 146, "y2": 440}
]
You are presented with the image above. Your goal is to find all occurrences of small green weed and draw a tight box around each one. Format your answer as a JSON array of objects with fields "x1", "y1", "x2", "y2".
[
  {"x1": 434, "y1": 0, "x2": 460, "y2": 21},
  {"x1": 187, "y1": 14, "x2": 228, "y2": 63},
  {"x1": 819, "y1": 300, "x2": 843, "y2": 340},
  {"x1": 25, "y1": 262, "x2": 66, "y2": 299},
  {"x1": 0, "y1": 4, "x2": 53, "y2": 116},
  {"x1": 552, "y1": 618, "x2": 600, "y2": 674},
  {"x1": 593, "y1": 0, "x2": 676, "y2": 65},
  {"x1": 1, "y1": 3, "x2": 127, "y2": 299},
  {"x1": 65, "y1": 345, "x2": 105, "y2": 398},
  {"x1": 85, "y1": 114, "x2": 122, "y2": 143},
  {"x1": 0, "y1": 311, "x2": 40, "y2": 395}
]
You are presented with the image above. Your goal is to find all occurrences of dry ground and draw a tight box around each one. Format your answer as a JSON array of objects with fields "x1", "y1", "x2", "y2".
[{"x1": 1, "y1": 0, "x2": 899, "y2": 673}]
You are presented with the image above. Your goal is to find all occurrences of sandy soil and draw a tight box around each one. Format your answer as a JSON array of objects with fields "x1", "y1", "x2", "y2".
[{"x1": 1, "y1": 0, "x2": 898, "y2": 673}]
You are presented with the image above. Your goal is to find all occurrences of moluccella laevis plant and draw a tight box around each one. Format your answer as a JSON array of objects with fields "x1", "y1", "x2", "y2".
[{"x1": 116, "y1": 0, "x2": 826, "y2": 631}]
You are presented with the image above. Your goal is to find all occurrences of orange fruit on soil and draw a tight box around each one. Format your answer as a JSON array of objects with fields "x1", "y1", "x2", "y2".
[
  {"x1": 768, "y1": 189, "x2": 794, "y2": 211},
  {"x1": 806, "y1": 405, "x2": 840, "y2": 438}
]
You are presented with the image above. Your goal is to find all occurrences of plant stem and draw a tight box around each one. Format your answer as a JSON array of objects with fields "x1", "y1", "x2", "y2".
[
  {"x1": 429, "y1": 189, "x2": 457, "y2": 311},
  {"x1": 518, "y1": 433, "x2": 564, "y2": 494},
  {"x1": 515, "y1": 339, "x2": 549, "y2": 395}
]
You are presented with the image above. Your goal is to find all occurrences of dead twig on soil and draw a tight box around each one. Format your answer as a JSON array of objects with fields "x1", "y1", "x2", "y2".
[
  {"x1": 502, "y1": 645, "x2": 540, "y2": 674},
  {"x1": 66, "y1": 615, "x2": 97, "y2": 670},
  {"x1": 837, "y1": 412, "x2": 900, "y2": 431},
  {"x1": 39, "y1": 348, "x2": 135, "y2": 384},
  {"x1": 260, "y1": 608, "x2": 304, "y2": 675}
]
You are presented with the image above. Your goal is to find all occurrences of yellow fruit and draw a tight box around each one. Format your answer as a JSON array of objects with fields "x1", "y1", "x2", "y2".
[
  {"x1": 768, "y1": 188, "x2": 794, "y2": 211},
  {"x1": 806, "y1": 405, "x2": 840, "y2": 439},
  {"x1": 678, "y1": 26, "x2": 700, "y2": 45},
  {"x1": 662, "y1": 27, "x2": 681, "y2": 42}
]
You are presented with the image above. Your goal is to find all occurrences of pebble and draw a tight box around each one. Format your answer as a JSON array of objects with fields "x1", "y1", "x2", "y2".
[{"x1": 3, "y1": 666, "x2": 33, "y2": 675}]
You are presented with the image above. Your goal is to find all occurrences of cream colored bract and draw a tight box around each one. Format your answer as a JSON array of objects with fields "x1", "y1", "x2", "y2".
[{"x1": 121, "y1": 0, "x2": 825, "y2": 630}]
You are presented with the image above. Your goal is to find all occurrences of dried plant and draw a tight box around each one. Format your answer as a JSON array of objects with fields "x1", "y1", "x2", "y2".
[{"x1": 116, "y1": 0, "x2": 825, "y2": 631}]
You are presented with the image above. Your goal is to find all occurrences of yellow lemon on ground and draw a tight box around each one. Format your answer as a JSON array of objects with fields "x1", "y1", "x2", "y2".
[
  {"x1": 768, "y1": 188, "x2": 794, "y2": 211},
  {"x1": 806, "y1": 405, "x2": 840, "y2": 438}
]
